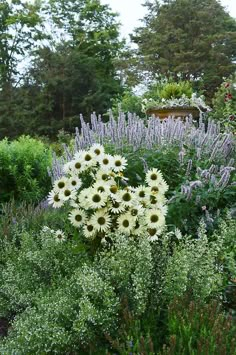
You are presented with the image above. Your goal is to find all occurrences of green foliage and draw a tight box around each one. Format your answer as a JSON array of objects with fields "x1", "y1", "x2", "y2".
[
  {"x1": 0, "y1": 227, "x2": 87, "y2": 318},
  {"x1": 133, "y1": 0, "x2": 236, "y2": 97},
  {"x1": 211, "y1": 74, "x2": 236, "y2": 130},
  {"x1": 163, "y1": 222, "x2": 224, "y2": 301},
  {"x1": 162, "y1": 298, "x2": 236, "y2": 355},
  {"x1": 0, "y1": 265, "x2": 118, "y2": 354},
  {"x1": 0, "y1": 0, "x2": 124, "y2": 139},
  {"x1": 0, "y1": 136, "x2": 52, "y2": 203},
  {"x1": 0, "y1": 0, "x2": 42, "y2": 87},
  {"x1": 147, "y1": 80, "x2": 193, "y2": 101},
  {"x1": 105, "y1": 142, "x2": 235, "y2": 235},
  {"x1": 110, "y1": 90, "x2": 144, "y2": 117},
  {"x1": 0, "y1": 232, "x2": 153, "y2": 353}
]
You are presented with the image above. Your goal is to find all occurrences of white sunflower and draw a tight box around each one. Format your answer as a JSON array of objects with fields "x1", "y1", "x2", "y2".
[
  {"x1": 87, "y1": 189, "x2": 108, "y2": 209},
  {"x1": 69, "y1": 208, "x2": 87, "y2": 227},
  {"x1": 157, "y1": 179, "x2": 169, "y2": 194},
  {"x1": 157, "y1": 204, "x2": 168, "y2": 217},
  {"x1": 90, "y1": 210, "x2": 111, "y2": 233},
  {"x1": 63, "y1": 161, "x2": 73, "y2": 175},
  {"x1": 78, "y1": 188, "x2": 91, "y2": 209},
  {"x1": 146, "y1": 168, "x2": 164, "y2": 187},
  {"x1": 109, "y1": 200, "x2": 126, "y2": 214},
  {"x1": 80, "y1": 151, "x2": 97, "y2": 167},
  {"x1": 83, "y1": 222, "x2": 96, "y2": 239},
  {"x1": 134, "y1": 186, "x2": 151, "y2": 204},
  {"x1": 70, "y1": 159, "x2": 87, "y2": 175},
  {"x1": 93, "y1": 181, "x2": 110, "y2": 195},
  {"x1": 54, "y1": 230, "x2": 66, "y2": 242},
  {"x1": 89, "y1": 144, "x2": 105, "y2": 158},
  {"x1": 108, "y1": 184, "x2": 120, "y2": 199},
  {"x1": 147, "y1": 227, "x2": 161, "y2": 241},
  {"x1": 53, "y1": 177, "x2": 68, "y2": 192},
  {"x1": 117, "y1": 212, "x2": 136, "y2": 235},
  {"x1": 130, "y1": 204, "x2": 145, "y2": 218},
  {"x1": 132, "y1": 219, "x2": 147, "y2": 236},
  {"x1": 95, "y1": 170, "x2": 114, "y2": 184},
  {"x1": 67, "y1": 176, "x2": 82, "y2": 190},
  {"x1": 146, "y1": 193, "x2": 163, "y2": 208},
  {"x1": 145, "y1": 209, "x2": 166, "y2": 229},
  {"x1": 59, "y1": 187, "x2": 77, "y2": 202},
  {"x1": 48, "y1": 190, "x2": 64, "y2": 208},
  {"x1": 118, "y1": 189, "x2": 136, "y2": 208},
  {"x1": 113, "y1": 155, "x2": 127, "y2": 172},
  {"x1": 73, "y1": 150, "x2": 87, "y2": 161},
  {"x1": 98, "y1": 154, "x2": 114, "y2": 171}
]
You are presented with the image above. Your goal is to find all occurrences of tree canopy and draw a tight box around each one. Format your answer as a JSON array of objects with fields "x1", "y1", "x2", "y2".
[
  {"x1": 0, "y1": 0, "x2": 123, "y2": 138},
  {"x1": 132, "y1": 0, "x2": 236, "y2": 97}
]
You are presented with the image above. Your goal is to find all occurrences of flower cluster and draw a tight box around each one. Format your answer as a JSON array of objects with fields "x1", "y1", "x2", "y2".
[{"x1": 48, "y1": 144, "x2": 168, "y2": 240}]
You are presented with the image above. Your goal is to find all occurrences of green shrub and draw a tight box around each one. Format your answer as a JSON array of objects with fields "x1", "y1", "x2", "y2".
[
  {"x1": 145, "y1": 80, "x2": 193, "y2": 101},
  {"x1": 0, "y1": 234, "x2": 153, "y2": 353},
  {"x1": 162, "y1": 222, "x2": 224, "y2": 301},
  {"x1": 0, "y1": 136, "x2": 52, "y2": 203},
  {"x1": 211, "y1": 74, "x2": 236, "y2": 131},
  {"x1": 0, "y1": 228, "x2": 86, "y2": 318}
]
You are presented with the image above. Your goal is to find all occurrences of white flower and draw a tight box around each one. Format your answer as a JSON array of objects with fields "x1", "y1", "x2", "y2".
[
  {"x1": 89, "y1": 144, "x2": 105, "y2": 158},
  {"x1": 135, "y1": 186, "x2": 150, "y2": 204},
  {"x1": 87, "y1": 189, "x2": 108, "y2": 209},
  {"x1": 130, "y1": 205, "x2": 145, "y2": 218},
  {"x1": 90, "y1": 210, "x2": 111, "y2": 232},
  {"x1": 48, "y1": 190, "x2": 64, "y2": 208},
  {"x1": 63, "y1": 162, "x2": 73, "y2": 175},
  {"x1": 98, "y1": 154, "x2": 114, "y2": 171},
  {"x1": 117, "y1": 212, "x2": 136, "y2": 235},
  {"x1": 93, "y1": 181, "x2": 110, "y2": 195},
  {"x1": 54, "y1": 230, "x2": 66, "y2": 242},
  {"x1": 145, "y1": 209, "x2": 165, "y2": 229},
  {"x1": 146, "y1": 168, "x2": 164, "y2": 187},
  {"x1": 132, "y1": 220, "x2": 147, "y2": 236},
  {"x1": 69, "y1": 209, "x2": 87, "y2": 227},
  {"x1": 95, "y1": 170, "x2": 115, "y2": 184},
  {"x1": 109, "y1": 200, "x2": 126, "y2": 214},
  {"x1": 80, "y1": 151, "x2": 97, "y2": 167},
  {"x1": 73, "y1": 150, "x2": 86, "y2": 161},
  {"x1": 150, "y1": 179, "x2": 169, "y2": 195},
  {"x1": 67, "y1": 176, "x2": 82, "y2": 190},
  {"x1": 117, "y1": 189, "x2": 136, "y2": 208},
  {"x1": 59, "y1": 187, "x2": 77, "y2": 202},
  {"x1": 53, "y1": 177, "x2": 68, "y2": 192},
  {"x1": 83, "y1": 222, "x2": 96, "y2": 239},
  {"x1": 113, "y1": 155, "x2": 127, "y2": 172},
  {"x1": 70, "y1": 159, "x2": 87, "y2": 175},
  {"x1": 78, "y1": 188, "x2": 91, "y2": 209}
]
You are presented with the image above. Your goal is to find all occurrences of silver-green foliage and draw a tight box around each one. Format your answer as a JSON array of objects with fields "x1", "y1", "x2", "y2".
[
  {"x1": 0, "y1": 234, "x2": 153, "y2": 354},
  {"x1": 96, "y1": 235, "x2": 153, "y2": 316},
  {"x1": 163, "y1": 221, "x2": 224, "y2": 301}
]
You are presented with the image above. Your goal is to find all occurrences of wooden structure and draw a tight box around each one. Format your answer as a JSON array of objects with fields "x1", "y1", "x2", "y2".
[{"x1": 146, "y1": 107, "x2": 200, "y2": 120}]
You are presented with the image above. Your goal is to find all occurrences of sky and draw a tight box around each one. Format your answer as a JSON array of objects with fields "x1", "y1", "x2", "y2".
[{"x1": 100, "y1": 0, "x2": 236, "y2": 40}]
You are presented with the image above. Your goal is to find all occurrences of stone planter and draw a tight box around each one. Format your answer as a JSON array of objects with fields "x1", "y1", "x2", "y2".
[{"x1": 146, "y1": 106, "x2": 200, "y2": 120}]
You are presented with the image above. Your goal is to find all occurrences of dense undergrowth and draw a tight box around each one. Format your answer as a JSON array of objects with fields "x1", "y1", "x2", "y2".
[{"x1": 0, "y1": 115, "x2": 235, "y2": 354}]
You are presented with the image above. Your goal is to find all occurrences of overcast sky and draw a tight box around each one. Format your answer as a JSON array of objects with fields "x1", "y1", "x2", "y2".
[{"x1": 100, "y1": 0, "x2": 236, "y2": 40}]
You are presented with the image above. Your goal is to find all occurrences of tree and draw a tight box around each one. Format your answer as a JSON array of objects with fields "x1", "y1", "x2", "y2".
[
  {"x1": 0, "y1": 0, "x2": 42, "y2": 88},
  {"x1": 132, "y1": 0, "x2": 236, "y2": 97},
  {"x1": 0, "y1": 0, "x2": 124, "y2": 139}
]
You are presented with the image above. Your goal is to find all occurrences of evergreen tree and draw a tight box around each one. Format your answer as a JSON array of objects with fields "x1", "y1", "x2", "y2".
[{"x1": 132, "y1": 0, "x2": 236, "y2": 97}]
